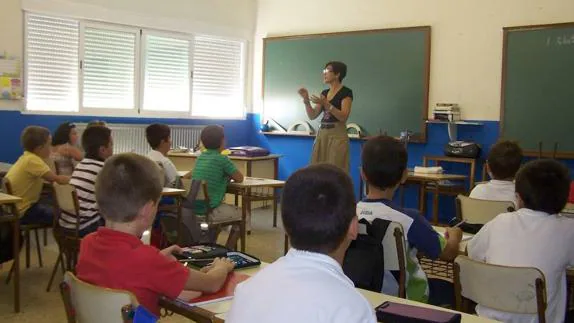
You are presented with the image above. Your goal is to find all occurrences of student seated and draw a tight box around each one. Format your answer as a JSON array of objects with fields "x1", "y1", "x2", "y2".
[
  {"x1": 227, "y1": 164, "x2": 376, "y2": 323},
  {"x1": 76, "y1": 153, "x2": 235, "y2": 316},
  {"x1": 146, "y1": 123, "x2": 183, "y2": 188},
  {"x1": 50, "y1": 122, "x2": 83, "y2": 176},
  {"x1": 468, "y1": 159, "x2": 574, "y2": 323},
  {"x1": 357, "y1": 136, "x2": 462, "y2": 305},
  {"x1": 192, "y1": 125, "x2": 243, "y2": 246},
  {"x1": 469, "y1": 140, "x2": 522, "y2": 206},
  {"x1": 5, "y1": 126, "x2": 70, "y2": 225},
  {"x1": 58, "y1": 126, "x2": 113, "y2": 237}
]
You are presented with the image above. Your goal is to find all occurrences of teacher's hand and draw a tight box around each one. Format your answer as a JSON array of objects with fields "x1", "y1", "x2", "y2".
[
  {"x1": 298, "y1": 88, "x2": 310, "y2": 101},
  {"x1": 310, "y1": 94, "x2": 328, "y2": 107}
]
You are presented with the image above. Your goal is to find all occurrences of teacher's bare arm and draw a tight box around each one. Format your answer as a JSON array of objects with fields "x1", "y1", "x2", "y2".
[
  {"x1": 327, "y1": 97, "x2": 352, "y2": 123},
  {"x1": 299, "y1": 88, "x2": 322, "y2": 120}
]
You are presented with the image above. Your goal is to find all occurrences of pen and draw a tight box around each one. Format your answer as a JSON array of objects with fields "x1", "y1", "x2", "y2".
[{"x1": 452, "y1": 220, "x2": 466, "y2": 228}]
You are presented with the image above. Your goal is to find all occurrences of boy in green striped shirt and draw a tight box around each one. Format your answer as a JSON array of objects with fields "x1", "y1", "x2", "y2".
[{"x1": 192, "y1": 125, "x2": 244, "y2": 249}]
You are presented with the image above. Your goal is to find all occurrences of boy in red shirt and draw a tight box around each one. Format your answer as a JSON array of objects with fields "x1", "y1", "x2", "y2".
[{"x1": 76, "y1": 153, "x2": 234, "y2": 316}]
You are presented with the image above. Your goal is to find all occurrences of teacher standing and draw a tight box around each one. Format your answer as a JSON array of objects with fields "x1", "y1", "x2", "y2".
[{"x1": 298, "y1": 61, "x2": 353, "y2": 173}]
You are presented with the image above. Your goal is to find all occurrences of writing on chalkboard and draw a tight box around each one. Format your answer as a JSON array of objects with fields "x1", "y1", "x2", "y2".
[{"x1": 546, "y1": 35, "x2": 574, "y2": 46}]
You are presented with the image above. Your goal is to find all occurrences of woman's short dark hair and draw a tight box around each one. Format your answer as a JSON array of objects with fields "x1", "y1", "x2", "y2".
[
  {"x1": 200, "y1": 125, "x2": 225, "y2": 150},
  {"x1": 515, "y1": 159, "x2": 570, "y2": 214},
  {"x1": 361, "y1": 136, "x2": 408, "y2": 190},
  {"x1": 52, "y1": 122, "x2": 76, "y2": 146},
  {"x1": 82, "y1": 126, "x2": 112, "y2": 160},
  {"x1": 325, "y1": 61, "x2": 347, "y2": 82},
  {"x1": 145, "y1": 124, "x2": 171, "y2": 149},
  {"x1": 281, "y1": 164, "x2": 356, "y2": 254}
]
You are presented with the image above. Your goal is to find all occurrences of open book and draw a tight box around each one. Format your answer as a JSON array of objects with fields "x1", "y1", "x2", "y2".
[{"x1": 184, "y1": 272, "x2": 250, "y2": 307}]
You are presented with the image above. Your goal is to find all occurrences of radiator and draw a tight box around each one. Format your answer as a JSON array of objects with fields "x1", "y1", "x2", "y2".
[{"x1": 75, "y1": 123, "x2": 205, "y2": 155}]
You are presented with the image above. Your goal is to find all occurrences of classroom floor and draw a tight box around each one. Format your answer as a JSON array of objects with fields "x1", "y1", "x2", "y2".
[{"x1": 0, "y1": 206, "x2": 287, "y2": 323}]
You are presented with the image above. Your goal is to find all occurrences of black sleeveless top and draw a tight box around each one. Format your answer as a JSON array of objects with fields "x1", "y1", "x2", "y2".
[{"x1": 320, "y1": 86, "x2": 353, "y2": 123}]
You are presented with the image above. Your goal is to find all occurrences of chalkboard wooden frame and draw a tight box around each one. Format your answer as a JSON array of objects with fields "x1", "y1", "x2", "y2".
[
  {"x1": 500, "y1": 22, "x2": 574, "y2": 159},
  {"x1": 262, "y1": 26, "x2": 432, "y2": 142}
]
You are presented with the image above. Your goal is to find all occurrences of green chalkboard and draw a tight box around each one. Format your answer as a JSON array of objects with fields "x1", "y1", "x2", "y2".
[
  {"x1": 262, "y1": 27, "x2": 430, "y2": 140},
  {"x1": 501, "y1": 23, "x2": 574, "y2": 157}
]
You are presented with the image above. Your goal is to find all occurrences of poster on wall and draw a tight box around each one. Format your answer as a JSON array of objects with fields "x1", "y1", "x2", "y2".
[{"x1": 0, "y1": 53, "x2": 22, "y2": 100}]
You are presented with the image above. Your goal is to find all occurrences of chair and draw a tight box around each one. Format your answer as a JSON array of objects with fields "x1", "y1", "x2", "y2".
[
  {"x1": 423, "y1": 156, "x2": 477, "y2": 223},
  {"x1": 60, "y1": 271, "x2": 139, "y2": 323},
  {"x1": 47, "y1": 182, "x2": 81, "y2": 292},
  {"x1": 454, "y1": 256, "x2": 547, "y2": 323},
  {"x1": 380, "y1": 222, "x2": 408, "y2": 298},
  {"x1": 3, "y1": 178, "x2": 50, "y2": 284},
  {"x1": 180, "y1": 178, "x2": 243, "y2": 249},
  {"x1": 455, "y1": 195, "x2": 515, "y2": 225}
]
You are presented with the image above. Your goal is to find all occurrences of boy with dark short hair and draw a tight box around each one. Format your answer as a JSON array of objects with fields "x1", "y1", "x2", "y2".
[
  {"x1": 76, "y1": 153, "x2": 235, "y2": 316},
  {"x1": 146, "y1": 123, "x2": 181, "y2": 188},
  {"x1": 468, "y1": 159, "x2": 574, "y2": 323},
  {"x1": 357, "y1": 135, "x2": 462, "y2": 305},
  {"x1": 227, "y1": 164, "x2": 376, "y2": 323}
]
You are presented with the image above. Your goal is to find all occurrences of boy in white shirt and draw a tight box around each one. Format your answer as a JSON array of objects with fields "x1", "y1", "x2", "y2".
[
  {"x1": 470, "y1": 140, "x2": 522, "y2": 206},
  {"x1": 227, "y1": 164, "x2": 376, "y2": 323},
  {"x1": 145, "y1": 124, "x2": 182, "y2": 187},
  {"x1": 468, "y1": 159, "x2": 574, "y2": 323}
]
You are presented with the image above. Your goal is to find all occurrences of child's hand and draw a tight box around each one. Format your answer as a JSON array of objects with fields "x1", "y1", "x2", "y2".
[
  {"x1": 160, "y1": 245, "x2": 183, "y2": 261},
  {"x1": 445, "y1": 227, "x2": 463, "y2": 242},
  {"x1": 212, "y1": 257, "x2": 235, "y2": 273}
]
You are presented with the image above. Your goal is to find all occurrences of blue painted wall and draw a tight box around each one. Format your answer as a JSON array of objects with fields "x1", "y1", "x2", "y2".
[{"x1": 0, "y1": 110, "x2": 256, "y2": 163}]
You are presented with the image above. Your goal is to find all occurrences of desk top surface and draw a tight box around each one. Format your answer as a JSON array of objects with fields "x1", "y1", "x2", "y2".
[
  {"x1": 407, "y1": 171, "x2": 468, "y2": 181},
  {"x1": 169, "y1": 152, "x2": 281, "y2": 161},
  {"x1": 161, "y1": 187, "x2": 187, "y2": 196},
  {"x1": 0, "y1": 192, "x2": 22, "y2": 204},
  {"x1": 229, "y1": 177, "x2": 285, "y2": 188},
  {"x1": 178, "y1": 263, "x2": 498, "y2": 323}
]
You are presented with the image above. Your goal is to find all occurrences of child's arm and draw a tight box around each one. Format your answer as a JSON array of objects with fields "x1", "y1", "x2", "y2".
[
  {"x1": 184, "y1": 258, "x2": 235, "y2": 293},
  {"x1": 42, "y1": 171, "x2": 70, "y2": 185},
  {"x1": 230, "y1": 170, "x2": 244, "y2": 183},
  {"x1": 64, "y1": 145, "x2": 83, "y2": 161},
  {"x1": 438, "y1": 227, "x2": 463, "y2": 261},
  {"x1": 223, "y1": 157, "x2": 244, "y2": 183}
]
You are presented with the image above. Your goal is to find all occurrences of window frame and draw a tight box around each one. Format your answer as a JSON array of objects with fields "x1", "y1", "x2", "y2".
[{"x1": 22, "y1": 12, "x2": 248, "y2": 120}]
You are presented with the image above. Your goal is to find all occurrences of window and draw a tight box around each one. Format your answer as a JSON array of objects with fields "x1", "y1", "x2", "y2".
[
  {"x1": 25, "y1": 15, "x2": 79, "y2": 112},
  {"x1": 192, "y1": 36, "x2": 245, "y2": 118},
  {"x1": 24, "y1": 13, "x2": 246, "y2": 118},
  {"x1": 142, "y1": 33, "x2": 191, "y2": 113},
  {"x1": 81, "y1": 25, "x2": 138, "y2": 110}
]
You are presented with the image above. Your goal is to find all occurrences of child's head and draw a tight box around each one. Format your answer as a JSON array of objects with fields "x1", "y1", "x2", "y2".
[
  {"x1": 281, "y1": 164, "x2": 357, "y2": 255},
  {"x1": 87, "y1": 120, "x2": 107, "y2": 128},
  {"x1": 361, "y1": 135, "x2": 408, "y2": 191},
  {"x1": 145, "y1": 124, "x2": 171, "y2": 153},
  {"x1": 96, "y1": 153, "x2": 163, "y2": 234},
  {"x1": 515, "y1": 159, "x2": 570, "y2": 214},
  {"x1": 487, "y1": 140, "x2": 523, "y2": 180},
  {"x1": 200, "y1": 125, "x2": 225, "y2": 150},
  {"x1": 53, "y1": 122, "x2": 78, "y2": 146},
  {"x1": 21, "y1": 126, "x2": 52, "y2": 159},
  {"x1": 82, "y1": 126, "x2": 113, "y2": 161}
]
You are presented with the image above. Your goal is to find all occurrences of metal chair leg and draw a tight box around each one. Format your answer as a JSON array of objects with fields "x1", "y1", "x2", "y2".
[
  {"x1": 46, "y1": 253, "x2": 62, "y2": 292},
  {"x1": 43, "y1": 227, "x2": 48, "y2": 246},
  {"x1": 25, "y1": 230, "x2": 30, "y2": 269},
  {"x1": 5, "y1": 261, "x2": 15, "y2": 284},
  {"x1": 34, "y1": 229, "x2": 43, "y2": 267}
]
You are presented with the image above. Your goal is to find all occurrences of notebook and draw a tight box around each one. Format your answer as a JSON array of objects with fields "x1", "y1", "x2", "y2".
[
  {"x1": 437, "y1": 231, "x2": 474, "y2": 241},
  {"x1": 184, "y1": 272, "x2": 250, "y2": 307}
]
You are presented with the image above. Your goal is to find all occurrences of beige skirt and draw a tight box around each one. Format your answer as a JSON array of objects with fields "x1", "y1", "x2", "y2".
[{"x1": 311, "y1": 122, "x2": 350, "y2": 173}]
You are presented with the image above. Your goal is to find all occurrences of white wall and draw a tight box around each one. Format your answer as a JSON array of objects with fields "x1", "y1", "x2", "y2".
[
  {"x1": 0, "y1": 0, "x2": 257, "y2": 111},
  {"x1": 254, "y1": 0, "x2": 574, "y2": 121}
]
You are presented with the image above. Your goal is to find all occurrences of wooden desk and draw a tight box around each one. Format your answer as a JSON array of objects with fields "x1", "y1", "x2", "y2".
[
  {"x1": 403, "y1": 171, "x2": 468, "y2": 224},
  {"x1": 159, "y1": 263, "x2": 498, "y2": 323},
  {"x1": 0, "y1": 192, "x2": 22, "y2": 312},
  {"x1": 227, "y1": 177, "x2": 286, "y2": 252},
  {"x1": 168, "y1": 153, "x2": 281, "y2": 208},
  {"x1": 160, "y1": 188, "x2": 187, "y2": 245},
  {"x1": 0, "y1": 162, "x2": 11, "y2": 176},
  {"x1": 177, "y1": 170, "x2": 192, "y2": 179}
]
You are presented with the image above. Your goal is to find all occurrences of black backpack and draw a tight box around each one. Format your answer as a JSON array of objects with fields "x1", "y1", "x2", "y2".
[{"x1": 342, "y1": 218, "x2": 390, "y2": 292}]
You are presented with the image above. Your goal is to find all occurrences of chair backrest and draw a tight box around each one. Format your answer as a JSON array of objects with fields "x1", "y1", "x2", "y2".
[
  {"x1": 1, "y1": 178, "x2": 19, "y2": 216},
  {"x1": 53, "y1": 183, "x2": 81, "y2": 234},
  {"x1": 61, "y1": 271, "x2": 138, "y2": 323},
  {"x1": 424, "y1": 156, "x2": 476, "y2": 189},
  {"x1": 358, "y1": 220, "x2": 407, "y2": 298},
  {"x1": 454, "y1": 256, "x2": 547, "y2": 323},
  {"x1": 182, "y1": 178, "x2": 210, "y2": 211},
  {"x1": 456, "y1": 194, "x2": 515, "y2": 225}
]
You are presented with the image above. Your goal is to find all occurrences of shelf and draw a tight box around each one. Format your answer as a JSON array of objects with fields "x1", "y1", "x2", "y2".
[{"x1": 425, "y1": 120, "x2": 483, "y2": 126}]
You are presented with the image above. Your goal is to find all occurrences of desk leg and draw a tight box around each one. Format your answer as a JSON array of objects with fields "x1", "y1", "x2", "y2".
[
  {"x1": 176, "y1": 196, "x2": 182, "y2": 246},
  {"x1": 240, "y1": 189, "x2": 247, "y2": 252},
  {"x1": 272, "y1": 188, "x2": 278, "y2": 228},
  {"x1": 12, "y1": 211, "x2": 20, "y2": 313},
  {"x1": 284, "y1": 234, "x2": 289, "y2": 255},
  {"x1": 432, "y1": 184, "x2": 439, "y2": 224},
  {"x1": 399, "y1": 184, "x2": 405, "y2": 207},
  {"x1": 418, "y1": 181, "x2": 425, "y2": 215}
]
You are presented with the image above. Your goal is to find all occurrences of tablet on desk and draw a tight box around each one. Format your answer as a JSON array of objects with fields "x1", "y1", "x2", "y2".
[{"x1": 179, "y1": 251, "x2": 261, "y2": 270}]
